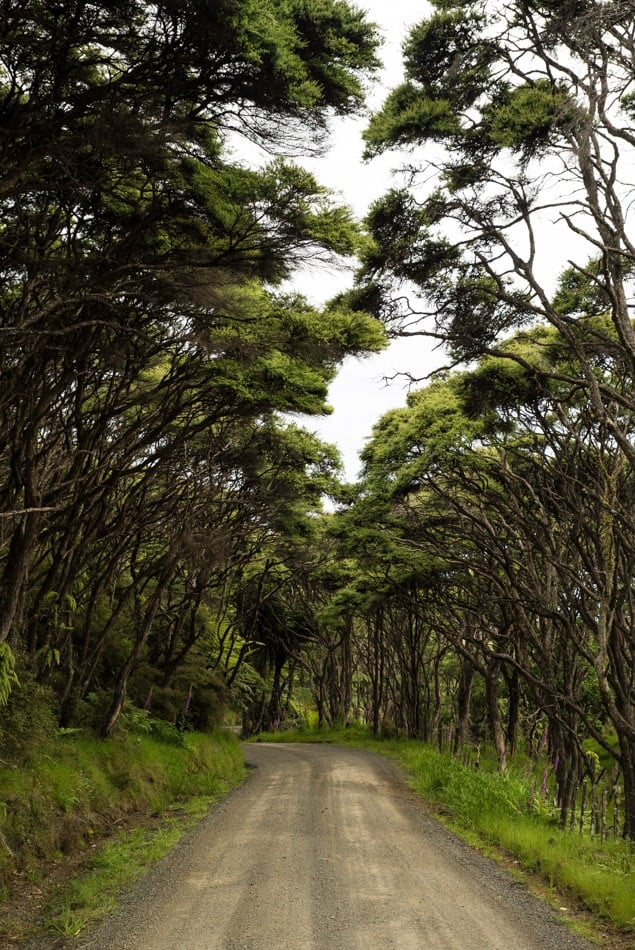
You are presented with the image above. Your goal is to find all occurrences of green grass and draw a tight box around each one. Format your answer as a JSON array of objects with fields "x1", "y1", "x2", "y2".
[
  {"x1": 0, "y1": 726, "x2": 246, "y2": 943},
  {"x1": 254, "y1": 726, "x2": 635, "y2": 939},
  {"x1": 47, "y1": 798, "x2": 213, "y2": 938},
  {"x1": 5, "y1": 719, "x2": 634, "y2": 944}
]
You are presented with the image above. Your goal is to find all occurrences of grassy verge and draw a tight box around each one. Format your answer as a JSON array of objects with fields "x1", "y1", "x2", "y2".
[
  {"x1": 255, "y1": 726, "x2": 635, "y2": 943},
  {"x1": 0, "y1": 727, "x2": 246, "y2": 944},
  {"x1": 44, "y1": 795, "x2": 215, "y2": 940}
]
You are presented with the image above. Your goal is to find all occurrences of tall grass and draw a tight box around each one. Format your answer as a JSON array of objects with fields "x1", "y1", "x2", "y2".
[
  {"x1": 256, "y1": 726, "x2": 635, "y2": 937},
  {"x1": 47, "y1": 806, "x2": 207, "y2": 938},
  {"x1": 400, "y1": 744, "x2": 634, "y2": 930},
  {"x1": 0, "y1": 726, "x2": 246, "y2": 942}
]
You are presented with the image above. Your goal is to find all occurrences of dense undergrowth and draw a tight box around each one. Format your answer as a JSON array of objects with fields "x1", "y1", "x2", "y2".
[
  {"x1": 257, "y1": 726, "x2": 635, "y2": 941},
  {"x1": 0, "y1": 722, "x2": 246, "y2": 943}
]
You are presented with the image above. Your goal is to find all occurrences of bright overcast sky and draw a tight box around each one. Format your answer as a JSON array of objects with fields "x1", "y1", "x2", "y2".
[{"x1": 292, "y1": 1, "x2": 439, "y2": 483}]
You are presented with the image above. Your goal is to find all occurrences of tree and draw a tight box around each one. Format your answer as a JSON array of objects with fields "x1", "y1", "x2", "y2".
[
  {"x1": 357, "y1": 1, "x2": 635, "y2": 403},
  {"x1": 347, "y1": 0, "x2": 635, "y2": 835},
  {"x1": 344, "y1": 313, "x2": 635, "y2": 831},
  {"x1": 0, "y1": 1, "x2": 384, "y2": 730}
]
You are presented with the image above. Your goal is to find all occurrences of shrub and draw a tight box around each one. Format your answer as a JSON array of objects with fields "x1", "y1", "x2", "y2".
[{"x1": 0, "y1": 661, "x2": 58, "y2": 766}]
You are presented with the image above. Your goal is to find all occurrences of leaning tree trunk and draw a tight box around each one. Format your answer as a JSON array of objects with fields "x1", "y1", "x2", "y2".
[
  {"x1": 485, "y1": 658, "x2": 507, "y2": 771},
  {"x1": 367, "y1": 609, "x2": 385, "y2": 737},
  {"x1": 101, "y1": 579, "x2": 166, "y2": 738}
]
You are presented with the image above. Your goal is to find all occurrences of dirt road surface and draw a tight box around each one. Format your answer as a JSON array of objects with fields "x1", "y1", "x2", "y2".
[{"x1": 76, "y1": 743, "x2": 593, "y2": 950}]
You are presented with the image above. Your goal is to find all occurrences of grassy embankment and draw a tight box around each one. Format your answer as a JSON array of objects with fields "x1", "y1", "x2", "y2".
[
  {"x1": 0, "y1": 725, "x2": 246, "y2": 944},
  {"x1": 258, "y1": 725, "x2": 635, "y2": 945}
]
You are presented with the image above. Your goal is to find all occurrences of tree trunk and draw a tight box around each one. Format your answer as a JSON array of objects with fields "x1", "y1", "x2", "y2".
[
  {"x1": 266, "y1": 651, "x2": 286, "y2": 730},
  {"x1": 504, "y1": 666, "x2": 520, "y2": 758},
  {"x1": 619, "y1": 734, "x2": 635, "y2": 840},
  {"x1": 101, "y1": 576, "x2": 167, "y2": 737},
  {"x1": 485, "y1": 658, "x2": 507, "y2": 771},
  {"x1": 454, "y1": 655, "x2": 475, "y2": 753},
  {"x1": 369, "y1": 610, "x2": 384, "y2": 737}
]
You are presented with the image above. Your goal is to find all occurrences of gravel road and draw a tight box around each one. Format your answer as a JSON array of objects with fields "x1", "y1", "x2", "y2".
[{"x1": 76, "y1": 743, "x2": 594, "y2": 950}]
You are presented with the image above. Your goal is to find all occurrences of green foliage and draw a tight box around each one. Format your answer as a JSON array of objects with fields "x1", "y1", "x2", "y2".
[
  {"x1": 363, "y1": 83, "x2": 462, "y2": 156},
  {"x1": 241, "y1": 0, "x2": 381, "y2": 117},
  {"x1": 121, "y1": 708, "x2": 190, "y2": 747},
  {"x1": 552, "y1": 260, "x2": 611, "y2": 317},
  {"x1": 48, "y1": 824, "x2": 184, "y2": 938},
  {"x1": 363, "y1": 1, "x2": 494, "y2": 156},
  {"x1": 454, "y1": 331, "x2": 555, "y2": 418},
  {"x1": 0, "y1": 728, "x2": 246, "y2": 941},
  {"x1": 0, "y1": 0, "x2": 384, "y2": 743},
  {"x1": 483, "y1": 80, "x2": 579, "y2": 157},
  {"x1": 0, "y1": 664, "x2": 57, "y2": 765},
  {"x1": 404, "y1": 746, "x2": 529, "y2": 826},
  {"x1": 620, "y1": 91, "x2": 635, "y2": 120},
  {"x1": 432, "y1": 270, "x2": 535, "y2": 361},
  {"x1": 363, "y1": 189, "x2": 461, "y2": 284},
  {"x1": 360, "y1": 374, "x2": 485, "y2": 493},
  {"x1": 442, "y1": 159, "x2": 490, "y2": 192},
  {"x1": 0, "y1": 644, "x2": 19, "y2": 707},
  {"x1": 356, "y1": 0, "x2": 635, "y2": 376},
  {"x1": 403, "y1": 4, "x2": 494, "y2": 109},
  {"x1": 366, "y1": 3, "x2": 577, "y2": 161}
]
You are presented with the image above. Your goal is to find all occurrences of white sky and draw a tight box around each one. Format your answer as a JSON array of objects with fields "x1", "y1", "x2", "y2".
[{"x1": 290, "y1": 1, "x2": 438, "y2": 483}]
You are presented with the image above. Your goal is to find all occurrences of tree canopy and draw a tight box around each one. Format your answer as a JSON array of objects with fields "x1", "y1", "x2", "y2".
[
  {"x1": 0, "y1": 0, "x2": 384, "y2": 735},
  {"x1": 4, "y1": 0, "x2": 635, "y2": 847}
]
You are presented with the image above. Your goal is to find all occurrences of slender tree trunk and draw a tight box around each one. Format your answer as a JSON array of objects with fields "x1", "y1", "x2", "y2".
[
  {"x1": 432, "y1": 648, "x2": 444, "y2": 749},
  {"x1": 485, "y1": 658, "x2": 507, "y2": 771},
  {"x1": 369, "y1": 610, "x2": 384, "y2": 737},
  {"x1": 505, "y1": 666, "x2": 520, "y2": 758},
  {"x1": 1, "y1": 512, "x2": 40, "y2": 645},
  {"x1": 618, "y1": 735, "x2": 635, "y2": 840},
  {"x1": 454, "y1": 655, "x2": 475, "y2": 753},
  {"x1": 314, "y1": 675, "x2": 327, "y2": 729},
  {"x1": 266, "y1": 651, "x2": 286, "y2": 729},
  {"x1": 101, "y1": 575, "x2": 168, "y2": 737}
]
